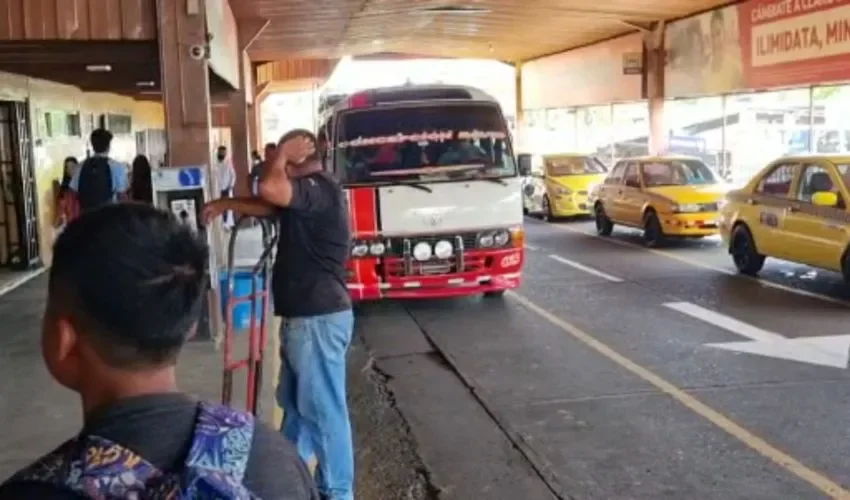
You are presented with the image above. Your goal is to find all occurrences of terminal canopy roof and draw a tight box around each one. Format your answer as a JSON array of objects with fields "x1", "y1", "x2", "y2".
[{"x1": 234, "y1": 0, "x2": 735, "y2": 62}]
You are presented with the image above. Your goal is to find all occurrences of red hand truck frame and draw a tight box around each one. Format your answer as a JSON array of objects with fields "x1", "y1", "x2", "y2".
[{"x1": 221, "y1": 216, "x2": 278, "y2": 416}]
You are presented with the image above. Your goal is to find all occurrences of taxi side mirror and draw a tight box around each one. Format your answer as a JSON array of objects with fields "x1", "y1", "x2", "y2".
[
  {"x1": 812, "y1": 191, "x2": 839, "y2": 207},
  {"x1": 517, "y1": 154, "x2": 532, "y2": 176}
]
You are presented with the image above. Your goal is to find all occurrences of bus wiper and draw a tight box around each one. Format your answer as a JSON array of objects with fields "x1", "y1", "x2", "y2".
[
  {"x1": 476, "y1": 176, "x2": 508, "y2": 186},
  {"x1": 385, "y1": 181, "x2": 433, "y2": 193}
]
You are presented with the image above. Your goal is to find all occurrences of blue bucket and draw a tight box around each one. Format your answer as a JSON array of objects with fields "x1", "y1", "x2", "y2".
[{"x1": 219, "y1": 268, "x2": 265, "y2": 331}]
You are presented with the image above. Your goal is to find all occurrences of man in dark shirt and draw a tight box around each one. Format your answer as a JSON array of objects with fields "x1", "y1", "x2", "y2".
[
  {"x1": 0, "y1": 203, "x2": 318, "y2": 499},
  {"x1": 203, "y1": 129, "x2": 354, "y2": 500}
]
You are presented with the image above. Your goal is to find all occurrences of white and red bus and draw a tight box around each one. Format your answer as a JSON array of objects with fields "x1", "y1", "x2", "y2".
[{"x1": 317, "y1": 84, "x2": 525, "y2": 300}]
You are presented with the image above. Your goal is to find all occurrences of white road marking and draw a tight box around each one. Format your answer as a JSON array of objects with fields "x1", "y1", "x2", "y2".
[
  {"x1": 664, "y1": 301, "x2": 850, "y2": 368},
  {"x1": 663, "y1": 301, "x2": 780, "y2": 343},
  {"x1": 509, "y1": 291, "x2": 850, "y2": 496},
  {"x1": 524, "y1": 244, "x2": 539, "y2": 251},
  {"x1": 548, "y1": 254, "x2": 623, "y2": 283},
  {"x1": 553, "y1": 224, "x2": 850, "y2": 307}
]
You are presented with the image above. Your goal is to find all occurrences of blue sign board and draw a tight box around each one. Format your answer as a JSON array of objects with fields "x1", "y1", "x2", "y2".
[{"x1": 178, "y1": 167, "x2": 203, "y2": 188}]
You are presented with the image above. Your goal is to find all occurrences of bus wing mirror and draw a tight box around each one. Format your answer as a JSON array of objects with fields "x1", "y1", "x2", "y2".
[{"x1": 517, "y1": 154, "x2": 532, "y2": 176}]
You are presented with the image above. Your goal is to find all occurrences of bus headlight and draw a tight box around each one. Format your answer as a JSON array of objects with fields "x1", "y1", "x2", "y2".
[
  {"x1": 494, "y1": 230, "x2": 510, "y2": 246},
  {"x1": 434, "y1": 240, "x2": 453, "y2": 259},
  {"x1": 478, "y1": 233, "x2": 495, "y2": 247},
  {"x1": 369, "y1": 241, "x2": 386, "y2": 256},
  {"x1": 351, "y1": 242, "x2": 369, "y2": 257},
  {"x1": 412, "y1": 241, "x2": 432, "y2": 261}
]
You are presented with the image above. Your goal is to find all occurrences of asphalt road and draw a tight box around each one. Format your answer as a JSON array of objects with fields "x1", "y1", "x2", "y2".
[{"x1": 356, "y1": 216, "x2": 850, "y2": 500}]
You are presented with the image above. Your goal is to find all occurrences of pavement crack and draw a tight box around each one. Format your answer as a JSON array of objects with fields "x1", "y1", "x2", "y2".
[{"x1": 401, "y1": 308, "x2": 575, "y2": 500}]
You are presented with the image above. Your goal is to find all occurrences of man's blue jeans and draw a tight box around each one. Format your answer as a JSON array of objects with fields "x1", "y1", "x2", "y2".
[{"x1": 277, "y1": 310, "x2": 354, "y2": 500}]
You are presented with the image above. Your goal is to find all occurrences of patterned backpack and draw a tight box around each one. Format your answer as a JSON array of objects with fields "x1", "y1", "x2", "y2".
[{"x1": 9, "y1": 402, "x2": 259, "y2": 499}]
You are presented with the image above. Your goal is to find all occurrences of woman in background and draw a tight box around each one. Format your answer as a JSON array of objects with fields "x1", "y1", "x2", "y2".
[
  {"x1": 55, "y1": 156, "x2": 79, "y2": 228},
  {"x1": 130, "y1": 154, "x2": 154, "y2": 204}
]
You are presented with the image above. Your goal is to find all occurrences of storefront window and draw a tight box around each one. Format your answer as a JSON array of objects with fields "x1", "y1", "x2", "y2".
[
  {"x1": 811, "y1": 85, "x2": 850, "y2": 154},
  {"x1": 665, "y1": 97, "x2": 725, "y2": 177},
  {"x1": 544, "y1": 108, "x2": 577, "y2": 153},
  {"x1": 611, "y1": 102, "x2": 649, "y2": 162},
  {"x1": 724, "y1": 88, "x2": 810, "y2": 185},
  {"x1": 577, "y1": 105, "x2": 613, "y2": 167}
]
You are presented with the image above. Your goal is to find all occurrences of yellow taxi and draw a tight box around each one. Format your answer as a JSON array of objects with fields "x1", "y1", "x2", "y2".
[
  {"x1": 593, "y1": 156, "x2": 728, "y2": 246},
  {"x1": 719, "y1": 155, "x2": 850, "y2": 281},
  {"x1": 521, "y1": 153, "x2": 607, "y2": 220}
]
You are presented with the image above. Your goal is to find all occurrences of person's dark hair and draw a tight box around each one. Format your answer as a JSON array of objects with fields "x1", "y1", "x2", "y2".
[
  {"x1": 90, "y1": 128, "x2": 113, "y2": 154},
  {"x1": 277, "y1": 129, "x2": 319, "y2": 163},
  {"x1": 60, "y1": 156, "x2": 77, "y2": 193},
  {"x1": 131, "y1": 155, "x2": 154, "y2": 204},
  {"x1": 264, "y1": 142, "x2": 277, "y2": 153},
  {"x1": 49, "y1": 203, "x2": 209, "y2": 369}
]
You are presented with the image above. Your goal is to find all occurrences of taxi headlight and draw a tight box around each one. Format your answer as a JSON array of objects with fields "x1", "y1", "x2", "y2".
[
  {"x1": 369, "y1": 241, "x2": 386, "y2": 256},
  {"x1": 494, "y1": 230, "x2": 510, "y2": 246},
  {"x1": 554, "y1": 186, "x2": 572, "y2": 196},
  {"x1": 478, "y1": 233, "x2": 495, "y2": 247},
  {"x1": 434, "y1": 240, "x2": 453, "y2": 259},
  {"x1": 412, "y1": 241, "x2": 432, "y2": 261},
  {"x1": 675, "y1": 203, "x2": 702, "y2": 213},
  {"x1": 351, "y1": 242, "x2": 369, "y2": 257}
]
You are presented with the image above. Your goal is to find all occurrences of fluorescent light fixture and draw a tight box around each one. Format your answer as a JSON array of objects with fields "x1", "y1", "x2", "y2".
[
  {"x1": 135, "y1": 81, "x2": 156, "y2": 87},
  {"x1": 85, "y1": 64, "x2": 112, "y2": 72}
]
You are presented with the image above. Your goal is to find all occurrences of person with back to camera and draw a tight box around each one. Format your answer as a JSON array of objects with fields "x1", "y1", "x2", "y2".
[
  {"x1": 0, "y1": 203, "x2": 319, "y2": 499},
  {"x1": 71, "y1": 128, "x2": 129, "y2": 211},
  {"x1": 203, "y1": 129, "x2": 355, "y2": 500}
]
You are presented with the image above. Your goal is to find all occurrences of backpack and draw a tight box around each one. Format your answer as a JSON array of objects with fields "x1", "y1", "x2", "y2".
[
  {"x1": 9, "y1": 402, "x2": 259, "y2": 499},
  {"x1": 77, "y1": 156, "x2": 114, "y2": 211}
]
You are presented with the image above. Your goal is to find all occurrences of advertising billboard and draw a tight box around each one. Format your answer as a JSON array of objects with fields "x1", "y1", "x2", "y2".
[{"x1": 666, "y1": 0, "x2": 850, "y2": 97}]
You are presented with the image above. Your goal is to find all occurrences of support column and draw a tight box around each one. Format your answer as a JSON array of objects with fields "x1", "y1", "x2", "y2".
[
  {"x1": 514, "y1": 62, "x2": 525, "y2": 151},
  {"x1": 156, "y1": 0, "x2": 213, "y2": 172},
  {"x1": 230, "y1": 20, "x2": 268, "y2": 197},
  {"x1": 644, "y1": 22, "x2": 667, "y2": 155},
  {"x1": 157, "y1": 0, "x2": 220, "y2": 341}
]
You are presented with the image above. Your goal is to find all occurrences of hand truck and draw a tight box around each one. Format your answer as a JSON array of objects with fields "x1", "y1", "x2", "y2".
[{"x1": 221, "y1": 216, "x2": 278, "y2": 415}]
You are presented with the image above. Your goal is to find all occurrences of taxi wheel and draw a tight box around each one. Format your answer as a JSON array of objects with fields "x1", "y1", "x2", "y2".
[
  {"x1": 542, "y1": 195, "x2": 556, "y2": 222},
  {"x1": 642, "y1": 211, "x2": 665, "y2": 247},
  {"x1": 594, "y1": 203, "x2": 614, "y2": 236},
  {"x1": 730, "y1": 224, "x2": 765, "y2": 276}
]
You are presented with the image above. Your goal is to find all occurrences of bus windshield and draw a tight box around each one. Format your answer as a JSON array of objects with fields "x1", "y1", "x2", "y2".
[{"x1": 334, "y1": 103, "x2": 516, "y2": 185}]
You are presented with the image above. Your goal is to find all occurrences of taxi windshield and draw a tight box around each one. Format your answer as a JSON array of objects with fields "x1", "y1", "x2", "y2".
[
  {"x1": 545, "y1": 157, "x2": 607, "y2": 176},
  {"x1": 334, "y1": 103, "x2": 515, "y2": 185},
  {"x1": 641, "y1": 159, "x2": 718, "y2": 187}
]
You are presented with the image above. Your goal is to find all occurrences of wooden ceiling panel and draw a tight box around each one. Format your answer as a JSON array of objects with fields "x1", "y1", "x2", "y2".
[{"x1": 236, "y1": 0, "x2": 737, "y2": 62}]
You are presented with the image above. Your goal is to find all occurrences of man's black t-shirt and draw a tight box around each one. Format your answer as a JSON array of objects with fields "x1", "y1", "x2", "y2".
[
  {"x1": 0, "y1": 394, "x2": 318, "y2": 499},
  {"x1": 273, "y1": 172, "x2": 351, "y2": 318}
]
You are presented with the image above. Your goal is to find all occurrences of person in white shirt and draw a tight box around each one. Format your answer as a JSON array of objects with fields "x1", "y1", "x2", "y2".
[{"x1": 214, "y1": 145, "x2": 236, "y2": 228}]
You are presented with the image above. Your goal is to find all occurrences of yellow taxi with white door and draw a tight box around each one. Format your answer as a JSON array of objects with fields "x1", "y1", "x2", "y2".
[
  {"x1": 718, "y1": 155, "x2": 850, "y2": 283},
  {"x1": 593, "y1": 156, "x2": 728, "y2": 246},
  {"x1": 521, "y1": 153, "x2": 607, "y2": 220}
]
